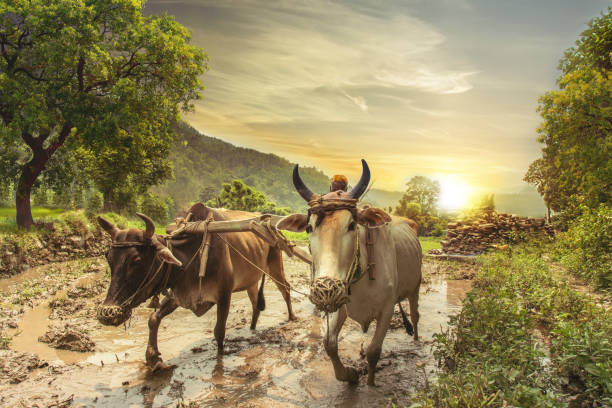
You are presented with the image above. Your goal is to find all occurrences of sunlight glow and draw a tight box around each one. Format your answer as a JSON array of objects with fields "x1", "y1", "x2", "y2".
[{"x1": 437, "y1": 176, "x2": 473, "y2": 211}]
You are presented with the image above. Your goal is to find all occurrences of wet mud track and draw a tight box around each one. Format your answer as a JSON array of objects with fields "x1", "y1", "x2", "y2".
[{"x1": 0, "y1": 256, "x2": 472, "y2": 407}]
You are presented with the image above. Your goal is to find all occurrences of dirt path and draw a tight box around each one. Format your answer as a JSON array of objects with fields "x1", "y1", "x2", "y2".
[{"x1": 0, "y1": 256, "x2": 473, "y2": 408}]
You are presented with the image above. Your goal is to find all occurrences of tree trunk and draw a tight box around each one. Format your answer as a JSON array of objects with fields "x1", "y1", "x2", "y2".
[
  {"x1": 16, "y1": 160, "x2": 41, "y2": 229},
  {"x1": 16, "y1": 125, "x2": 72, "y2": 229},
  {"x1": 16, "y1": 175, "x2": 34, "y2": 229},
  {"x1": 547, "y1": 206, "x2": 551, "y2": 224}
]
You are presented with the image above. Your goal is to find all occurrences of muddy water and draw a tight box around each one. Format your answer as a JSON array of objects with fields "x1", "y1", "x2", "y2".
[{"x1": 0, "y1": 259, "x2": 472, "y2": 407}]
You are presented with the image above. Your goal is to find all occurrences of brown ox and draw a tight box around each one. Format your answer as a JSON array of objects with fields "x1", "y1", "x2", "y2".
[
  {"x1": 97, "y1": 203, "x2": 296, "y2": 370},
  {"x1": 278, "y1": 160, "x2": 422, "y2": 386}
]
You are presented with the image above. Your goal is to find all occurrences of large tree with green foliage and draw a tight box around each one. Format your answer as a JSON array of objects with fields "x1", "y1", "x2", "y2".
[
  {"x1": 401, "y1": 176, "x2": 440, "y2": 215},
  {"x1": 0, "y1": 0, "x2": 206, "y2": 228},
  {"x1": 527, "y1": 8, "x2": 611, "y2": 213}
]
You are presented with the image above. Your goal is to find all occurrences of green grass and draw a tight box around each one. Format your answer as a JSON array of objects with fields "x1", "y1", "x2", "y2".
[
  {"x1": 283, "y1": 231, "x2": 309, "y2": 243},
  {"x1": 419, "y1": 236, "x2": 441, "y2": 254},
  {"x1": 0, "y1": 206, "x2": 66, "y2": 219}
]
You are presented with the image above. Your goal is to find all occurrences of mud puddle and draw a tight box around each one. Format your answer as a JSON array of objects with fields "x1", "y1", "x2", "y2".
[{"x1": 0, "y1": 258, "x2": 473, "y2": 407}]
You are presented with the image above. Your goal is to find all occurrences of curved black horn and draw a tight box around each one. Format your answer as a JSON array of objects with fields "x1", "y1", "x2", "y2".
[
  {"x1": 348, "y1": 159, "x2": 371, "y2": 199},
  {"x1": 293, "y1": 164, "x2": 314, "y2": 202},
  {"x1": 136, "y1": 212, "x2": 155, "y2": 239}
]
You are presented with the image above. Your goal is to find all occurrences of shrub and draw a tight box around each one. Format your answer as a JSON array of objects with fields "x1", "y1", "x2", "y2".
[
  {"x1": 555, "y1": 204, "x2": 611, "y2": 290},
  {"x1": 58, "y1": 211, "x2": 91, "y2": 235},
  {"x1": 552, "y1": 316, "x2": 612, "y2": 405}
]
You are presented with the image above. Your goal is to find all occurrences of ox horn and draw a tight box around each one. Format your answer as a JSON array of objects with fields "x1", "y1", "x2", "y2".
[
  {"x1": 136, "y1": 212, "x2": 155, "y2": 239},
  {"x1": 293, "y1": 164, "x2": 314, "y2": 202},
  {"x1": 348, "y1": 159, "x2": 371, "y2": 200}
]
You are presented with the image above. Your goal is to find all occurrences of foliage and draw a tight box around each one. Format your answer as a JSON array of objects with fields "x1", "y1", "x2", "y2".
[
  {"x1": 418, "y1": 243, "x2": 611, "y2": 407},
  {"x1": 140, "y1": 192, "x2": 169, "y2": 223},
  {"x1": 554, "y1": 204, "x2": 612, "y2": 290},
  {"x1": 0, "y1": 0, "x2": 207, "y2": 227},
  {"x1": 552, "y1": 317, "x2": 612, "y2": 406},
  {"x1": 156, "y1": 122, "x2": 332, "y2": 212},
  {"x1": 395, "y1": 200, "x2": 421, "y2": 219},
  {"x1": 401, "y1": 176, "x2": 440, "y2": 215},
  {"x1": 207, "y1": 179, "x2": 290, "y2": 215},
  {"x1": 524, "y1": 158, "x2": 559, "y2": 213},
  {"x1": 394, "y1": 199, "x2": 446, "y2": 236},
  {"x1": 526, "y1": 8, "x2": 612, "y2": 214}
]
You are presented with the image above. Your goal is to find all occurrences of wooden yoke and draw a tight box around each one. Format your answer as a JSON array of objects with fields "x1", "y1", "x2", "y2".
[{"x1": 170, "y1": 214, "x2": 312, "y2": 265}]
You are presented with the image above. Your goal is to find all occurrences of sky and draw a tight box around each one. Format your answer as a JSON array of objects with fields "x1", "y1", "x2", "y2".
[{"x1": 146, "y1": 0, "x2": 610, "y2": 195}]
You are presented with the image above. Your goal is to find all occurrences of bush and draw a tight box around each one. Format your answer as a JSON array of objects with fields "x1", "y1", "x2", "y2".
[
  {"x1": 140, "y1": 193, "x2": 169, "y2": 223},
  {"x1": 57, "y1": 211, "x2": 91, "y2": 235},
  {"x1": 552, "y1": 316, "x2": 612, "y2": 406},
  {"x1": 555, "y1": 204, "x2": 611, "y2": 290}
]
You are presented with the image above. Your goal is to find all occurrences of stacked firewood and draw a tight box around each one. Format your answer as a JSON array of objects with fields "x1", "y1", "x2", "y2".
[{"x1": 438, "y1": 212, "x2": 552, "y2": 255}]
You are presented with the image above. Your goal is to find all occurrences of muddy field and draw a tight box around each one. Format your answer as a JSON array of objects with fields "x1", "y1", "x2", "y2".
[{"x1": 0, "y1": 253, "x2": 474, "y2": 408}]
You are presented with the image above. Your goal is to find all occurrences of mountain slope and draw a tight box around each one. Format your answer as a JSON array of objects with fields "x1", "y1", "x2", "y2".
[{"x1": 155, "y1": 122, "x2": 401, "y2": 212}]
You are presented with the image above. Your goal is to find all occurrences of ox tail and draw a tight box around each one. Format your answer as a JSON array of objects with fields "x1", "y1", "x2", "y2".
[
  {"x1": 257, "y1": 274, "x2": 266, "y2": 311},
  {"x1": 398, "y1": 302, "x2": 414, "y2": 336}
]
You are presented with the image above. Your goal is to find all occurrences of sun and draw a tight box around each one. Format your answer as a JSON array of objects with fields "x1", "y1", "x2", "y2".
[{"x1": 437, "y1": 176, "x2": 473, "y2": 211}]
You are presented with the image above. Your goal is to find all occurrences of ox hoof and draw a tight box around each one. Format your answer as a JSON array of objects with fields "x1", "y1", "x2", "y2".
[
  {"x1": 151, "y1": 360, "x2": 175, "y2": 373},
  {"x1": 288, "y1": 313, "x2": 298, "y2": 322},
  {"x1": 345, "y1": 366, "x2": 360, "y2": 385}
]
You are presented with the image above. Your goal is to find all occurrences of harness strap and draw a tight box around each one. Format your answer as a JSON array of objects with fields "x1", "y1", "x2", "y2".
[{"x1": 366, "y1": 226, "x2": 375, "y2": 280}]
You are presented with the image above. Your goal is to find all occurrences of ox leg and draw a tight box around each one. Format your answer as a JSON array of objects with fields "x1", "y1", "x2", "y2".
[
  {"x1": 247, "y1": 283, "x2": 261, "y2": 330},
  {"x1": 324, "y1": 306, "x2": 359, "y2": 384},
  {"x1": 146, "y1": 296, "x2": 178, "y2": 370},
  {"x1": 267, "y1": 249, "x2": 296, "y2": 321},
  {"x1": 214, "y1": 293, "x2": 231, "y2": 354},
  {"x1": 366, "y1": 306, "x2": 393, "y2": 386},
  {"x1": 408, "y1": 291, "x2": 420, "y2": 341}
]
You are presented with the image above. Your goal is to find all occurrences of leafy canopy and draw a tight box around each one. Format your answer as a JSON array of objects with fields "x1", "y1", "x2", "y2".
[
  {"x1": 526, "y1": 8, "x2": 611, "y2": 213},
  {"x1": 207, "y1": 179, "x2": 289, "y2": 215},
  {"x1": 0, "y1": 0, "x2": 207, "y2": 226}
]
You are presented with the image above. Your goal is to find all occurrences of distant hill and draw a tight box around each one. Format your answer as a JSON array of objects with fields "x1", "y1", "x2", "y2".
[{"x1": 154, "y1": 122, "x2": 402, "y2": 212}]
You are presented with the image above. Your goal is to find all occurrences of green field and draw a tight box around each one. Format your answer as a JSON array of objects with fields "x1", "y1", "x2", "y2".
[{"x1": 0, "y1": 207, "x2": 66, "y2": 219}]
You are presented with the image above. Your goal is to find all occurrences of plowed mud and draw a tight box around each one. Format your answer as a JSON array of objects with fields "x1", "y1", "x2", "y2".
[{"x1": 0, "y1": 255, "x2": 473, "y2": 407}]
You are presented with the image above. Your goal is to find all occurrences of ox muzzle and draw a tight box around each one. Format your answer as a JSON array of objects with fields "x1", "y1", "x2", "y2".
[
  {"x1": 97, "y1": 304, "x2": 132, "y2": 326},
  {"x1": 309, "y1": 276, "x2": 349, "y2": 314}
]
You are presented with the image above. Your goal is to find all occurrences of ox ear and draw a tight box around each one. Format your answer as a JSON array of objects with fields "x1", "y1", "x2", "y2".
[
  {"x1": 276, "y1": 214, "x2": 308, "y2": 232},
  {"x1": 97, "y1": 216, "x2": 118, "y2": 239},
  {"x1": 358, "y1": 207, "x2": 391, "y2": 227},
  {"x1": 158, "y1": 247, "x2": 182, "y2": 267}
]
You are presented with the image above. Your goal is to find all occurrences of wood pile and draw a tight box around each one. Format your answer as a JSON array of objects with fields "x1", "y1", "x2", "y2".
[{"x1": 439, "y1": 211, "x2": 552, "y2": 255}]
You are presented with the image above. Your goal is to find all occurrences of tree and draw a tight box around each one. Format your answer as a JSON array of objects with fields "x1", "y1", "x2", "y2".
[
  {"x1": 524, "y1": 158, "x2": 559, "y2": 221},
  {"x1": 394, "y1": 199, "x2": 421, "y2": 219},
  {"x1": 402, "y1": 176, "x2": 440, "y2": 214},
  {"x1": 527, "y1": 8, "x2": 612, "y2": 214},
  {"x1": 208, "y1": 179, "x2": 289, "y2": 215},
  {"x1": 0, "y1": 0, "x2": 206, "y2": 228}
]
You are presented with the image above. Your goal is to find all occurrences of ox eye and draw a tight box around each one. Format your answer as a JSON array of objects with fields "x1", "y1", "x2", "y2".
[{"x1": 348, "y1": 221, "x2": 356, "y2": 231}]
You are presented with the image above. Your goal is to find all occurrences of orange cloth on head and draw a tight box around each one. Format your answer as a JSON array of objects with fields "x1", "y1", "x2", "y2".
[{"x1": 330, "y1": 175, "x2": 348, "y2": 192}]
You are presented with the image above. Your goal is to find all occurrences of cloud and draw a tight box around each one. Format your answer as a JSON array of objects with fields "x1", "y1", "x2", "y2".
[{"x1": 341, "y1": 91, "x2": 368, "y2": 112}]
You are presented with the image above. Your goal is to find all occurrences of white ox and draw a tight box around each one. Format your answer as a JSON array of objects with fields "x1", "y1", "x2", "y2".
[{"x1": 278, "y1": 160, "x2": 422, "y2": 386}]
